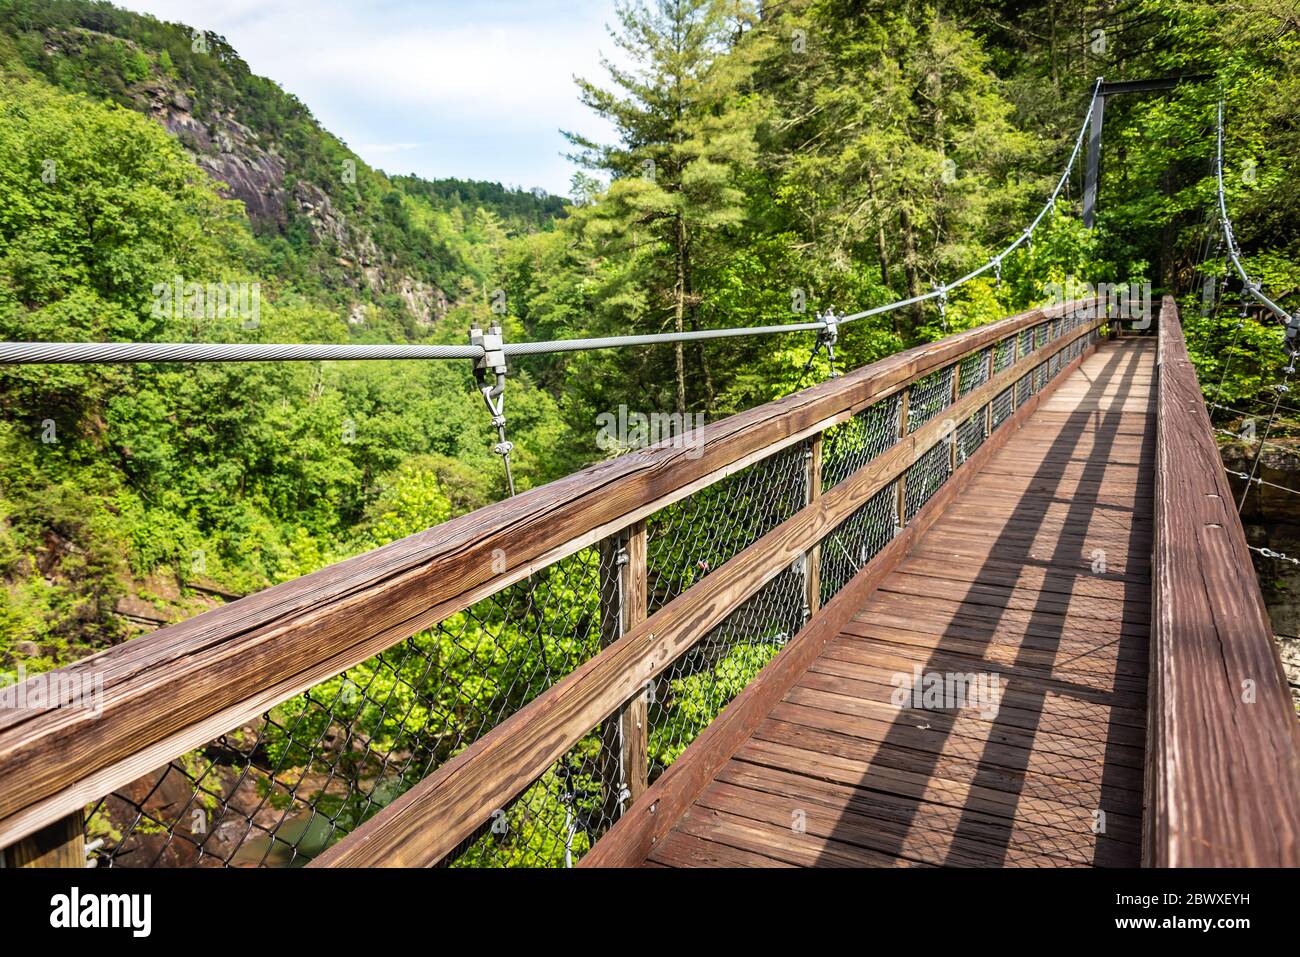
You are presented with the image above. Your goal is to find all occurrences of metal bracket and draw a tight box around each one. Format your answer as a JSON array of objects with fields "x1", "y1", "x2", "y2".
[
  {"x1": 470, "y1": 321, "x2": 516, "y2": 496},
  {"x1": 803, "y1": 310, "x2": 841, "y2": 379}
]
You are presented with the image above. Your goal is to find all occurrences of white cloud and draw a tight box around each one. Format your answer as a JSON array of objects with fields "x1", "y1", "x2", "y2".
[{"x1": 114, "y1": 0, "x2": 623, "y2": 192}]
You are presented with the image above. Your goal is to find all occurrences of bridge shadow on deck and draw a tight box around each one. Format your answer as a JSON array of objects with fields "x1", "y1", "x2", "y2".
[
  {"x1": 640, "y1": 340, "x2": 1157, "y2": 868},
  {"x1": 807, "y1": 340, "x2": 1154, "y2": 866}
]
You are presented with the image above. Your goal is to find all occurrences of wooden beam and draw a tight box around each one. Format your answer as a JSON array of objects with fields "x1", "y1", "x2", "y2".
[
  {"x1": 312, "y1": 318, "x2": 1102, "y2": 867},
  {"x1": 598, "y1": 521, "x2": 649, "y2": 816},
  {"x1": 1083, "y1": 91, "x2": 1105, "y2": 228},
  {"x1": 1144, "y1": 296, "x2": 1300, "y2": 866},
  {"x1": 1097, "y1": 75, "x2": 1211, "y2": 97}
]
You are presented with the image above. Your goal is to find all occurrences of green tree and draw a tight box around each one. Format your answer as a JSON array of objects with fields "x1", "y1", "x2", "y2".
[{"x1": 567, "y1": 0, "x2": 767, "y2": 413}]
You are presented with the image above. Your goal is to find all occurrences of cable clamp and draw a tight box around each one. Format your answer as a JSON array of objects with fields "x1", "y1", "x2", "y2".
[
  {"x1": 469, "y1": 321, "x2": 516, "y2": 495},
  {"x1": 818, "y1": 311, "x2": 839, "y2": 350},
  {"x1": 803, "y1": 310, "x2": 841, "y2": 379}
]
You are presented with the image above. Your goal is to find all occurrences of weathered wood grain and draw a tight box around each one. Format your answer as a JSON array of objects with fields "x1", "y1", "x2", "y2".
[
  {"x1": 0, "y1": 811, "x2": 83, "y2": 868},
  {"x1": 1145, "y1": 296, "x2": 1300, "y2": 866}
]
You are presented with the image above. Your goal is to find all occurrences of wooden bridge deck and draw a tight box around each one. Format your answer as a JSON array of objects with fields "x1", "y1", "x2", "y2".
[
  {"x1": 647, "y1": 339, "x2": 1157, "y2": 868},
  {"x1": 6, "y1": 300, "x2": 1296, "y2": 870}
]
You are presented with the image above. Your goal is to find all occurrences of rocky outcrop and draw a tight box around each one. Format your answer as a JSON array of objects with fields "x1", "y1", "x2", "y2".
[
  {"x1": 144, "y1": 86, "x2": 289, "y2": 228},
  {"x1": 36, "y1": 27, "x2": 457, "y2": 328},
  {"x1": 397, "y1": 276, "x2": 446, "y2": 327}
]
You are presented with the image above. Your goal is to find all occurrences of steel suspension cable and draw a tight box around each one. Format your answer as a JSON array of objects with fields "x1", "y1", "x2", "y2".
[
  {"x1": 0, "y1": 83, "x2": 1106, "y2": 367},
  {"x1": 1214, "y1": 99, "x2": 1299, "y2": 513},
  {"x1": 838, "y1": 78, "x2": 1104, "y2": 326},
  {"x1": 1216, "y1": 99, "x2": 1294, "y2": 324}
]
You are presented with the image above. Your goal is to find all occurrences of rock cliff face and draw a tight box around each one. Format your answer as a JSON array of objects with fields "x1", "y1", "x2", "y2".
[
  {"x1": 36, "y1": 26, "x2": 451, "y2": 320},
  {"x1": 143, "y1": 83, "x2": 289, "y2": 228},
  {"x1": 1223, "y1": 439, "x2": 1300, "y2": 708}
]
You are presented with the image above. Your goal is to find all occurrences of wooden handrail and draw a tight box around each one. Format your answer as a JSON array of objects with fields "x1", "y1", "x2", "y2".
[
  {"x1": 313, "y1": 311, "x2": 1103, "y2": 866},
  {"x1": 1145, "y1": 295, "x2": 1300, "y2": 866},
  {"x1": 0, "y1": 298, "x2": 1093, "y2": 852}
]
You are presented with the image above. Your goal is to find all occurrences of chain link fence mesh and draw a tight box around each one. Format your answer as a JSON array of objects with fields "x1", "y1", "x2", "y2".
[
  {"x1": 645, "y1": 442, "x2": 807, "y2": 613},
  {"x1": 907, "y1": 365, "x2": 955, "y2": 433},
  {"x1": 74, "y1": 316, "x2": 1101, "y2": 868},
  {"x1": 87, "y1": 546, "x2": 619, "y2": 868},
  {"x1": 955, "y1": 411, "x2": 988, "y2": 465},
  {"x1": 817, "y1": 481, "x2": 899, "y2": 603},
  {"x1": 821, "y1": 394, "x2": 901, "y2": 491}
]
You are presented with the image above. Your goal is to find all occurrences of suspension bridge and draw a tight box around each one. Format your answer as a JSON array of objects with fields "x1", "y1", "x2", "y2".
[{"x1": 0, "y1": 86, "x2": 1298, "y2": 869}]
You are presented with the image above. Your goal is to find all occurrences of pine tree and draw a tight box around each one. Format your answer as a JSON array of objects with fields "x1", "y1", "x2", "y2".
[{"x1": 565, "y1": 0, "x2": 766, "y2": 413}]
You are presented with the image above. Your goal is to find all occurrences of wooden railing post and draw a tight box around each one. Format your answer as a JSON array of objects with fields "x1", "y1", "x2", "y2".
[
  {"x1": 802, "y1": 436, "x2": 823, "y2": 624},
  {"x1": 598, "y1": 521, "x2": 649, "y2": 819},
  {"x1": 0, "y1": 810, "x2": 83, "y2": 868}
]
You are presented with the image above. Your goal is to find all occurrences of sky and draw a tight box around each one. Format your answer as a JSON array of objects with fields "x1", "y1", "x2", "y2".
[{"x1": 116, "y1": 0, "x2": 623, "y2": 197}]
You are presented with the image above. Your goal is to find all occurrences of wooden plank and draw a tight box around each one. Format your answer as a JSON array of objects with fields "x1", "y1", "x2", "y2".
[
  {"x1": 670, "y1": 802, "x2": 928, "y2": 868},
  {"x1": 751, "y1": 716, "x2": 1140, "y2": 810},
  {"x1": 859, "y1": 591, "x2": 1151, "y2": 640},
  {"x1": 693, "y1": 779, "x2": 1004, "y2": 867},
  {"x1": 580, "y1": 336, "x2": 1101, "y2": 866},
  {"x1": 819, "y1": 637, "x2": 1149, "y2": 702},
  {"x1": 896, "y1": 556, "x2": 1149, "y2": 602},
  {"x1": 806, "y1": 654, "x2": 1148, "y2": 730},
  {"x1": 1145, "y1": 296, "x2": 1300, "y2": 866},
  {"x1": 713, "y1": 761, "x2": 1133, "y2": 866},
  {"x1": 843, "y1": 608, "x2": 1150, "y2": 664},
  {"x1": 879, "y1": 573, "x2": 1150, "y2": 622},
  {"x1": 913, "y1": 534, "x2": 1152, "y2": 580},
  {"x1": 777, "y1": 687, "x2": 1146, "y2": 768},
  {"x1": 733, "y1": 737, "x2": 1143, "y2": 846},
  {"x1": 1, "y1": 810, "x2": 83, "y2": 868},
  {"x1": 764, "y1": 699, "x2": 1146, "y2": 788},
  {"x1": 647, "y1": 827, "x2": 794, "y2": 868},
  {"x1": 839, "y1": 622, "x2": 1148, "y2": 680},
  {"x1": 0, "y1": 305, "x2": 1105, "y2": 850},
  {"x1": 793, "y1": 669, "x2": 1147, "y2": 741}
]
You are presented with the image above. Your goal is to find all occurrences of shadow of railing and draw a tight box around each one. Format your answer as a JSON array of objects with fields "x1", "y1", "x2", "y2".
[{"x1": 814, "y1": 341, "x2": 1154, "y2": 867}]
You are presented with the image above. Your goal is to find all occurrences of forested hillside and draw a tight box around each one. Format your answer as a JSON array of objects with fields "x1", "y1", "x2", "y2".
[{"x1": 0, "y1": 0, "x2": 1296, "y2": 684}]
